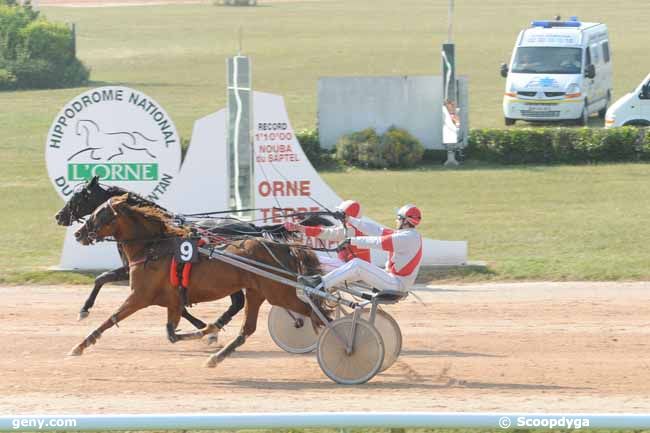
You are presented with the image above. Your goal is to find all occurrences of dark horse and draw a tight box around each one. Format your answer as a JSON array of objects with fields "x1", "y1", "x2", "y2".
[
  {"x1": 71, "y1": 194, "x2": 329, "y2": 368},
  {"x1": 55, "y1": 176, "x2": 333, "y2": 334}
]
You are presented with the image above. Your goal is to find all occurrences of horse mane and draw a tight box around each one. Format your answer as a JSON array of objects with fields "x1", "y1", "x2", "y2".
[
  {"x1": 104, "y1": 185, "x2": 129, "y2": 197},
  {"x1": 113, "y1": 195, "x2": 189, "y2": 237},
  {"x1": 106, "y1": 187, "x2": 167, "y2": 212}
]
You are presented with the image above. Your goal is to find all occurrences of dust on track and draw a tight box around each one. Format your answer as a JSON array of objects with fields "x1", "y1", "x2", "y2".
[{"x1": 2, "y1": 281, "x2": 650, "y2": 413}]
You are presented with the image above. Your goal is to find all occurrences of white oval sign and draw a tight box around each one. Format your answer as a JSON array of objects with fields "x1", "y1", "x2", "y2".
[{"x1": 45, "y1": 86, "x2": 181, "y2": 202}]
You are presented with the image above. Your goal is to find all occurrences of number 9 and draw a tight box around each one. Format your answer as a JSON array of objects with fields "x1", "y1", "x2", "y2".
[{"x1": 180, "y1": 241, "x2": 193, "y2": 262}]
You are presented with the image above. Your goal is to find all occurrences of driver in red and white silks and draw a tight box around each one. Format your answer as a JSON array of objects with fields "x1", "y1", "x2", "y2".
[
  {"x1": 284, "y1": 200, "x2": 371, "y2": 272},
  {"x1": 321, "y1": 204, "x2": 423, "y2": 293}
]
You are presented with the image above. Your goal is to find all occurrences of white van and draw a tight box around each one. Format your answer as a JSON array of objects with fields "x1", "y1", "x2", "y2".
[
  {"x1": 501, "y1": 18, "x2": 612, "y2": 126},
  {"x1": 605, "y1": 74, "x2": 650, "y2": 127}
]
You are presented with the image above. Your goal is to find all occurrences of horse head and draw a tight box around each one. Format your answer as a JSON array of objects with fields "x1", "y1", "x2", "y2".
[
  {"x1": 75, "y1": 119, "x2": 100, "y2": 142},
  {"x1": 75, "y1": 194, "x2": 123, "y2": 245},
  {"x1": 55, "y1": 176, "x2": 115, "y2": 226}
]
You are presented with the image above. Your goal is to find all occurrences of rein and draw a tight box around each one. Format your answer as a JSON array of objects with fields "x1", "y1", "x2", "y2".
[
  {"x1": 128, "y1": 256, "x2": 149, "y2": 268},
  {"x1": 184, "y1": 206, "x2": 293, "y2": 217}
]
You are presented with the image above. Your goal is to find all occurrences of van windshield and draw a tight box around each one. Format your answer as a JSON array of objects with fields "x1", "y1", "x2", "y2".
[{"x1": 511, "y1": 47, "x2": 582, "y2": 74}]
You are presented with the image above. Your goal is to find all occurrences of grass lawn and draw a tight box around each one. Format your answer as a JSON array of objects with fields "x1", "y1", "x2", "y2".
[
  {"x1": 323, "y1": 163, "x2": 650, "y2": 281},
  {"x1": 3, "y1": 162, "x2": 650, "y2": 284},
  {"x1": 1, "y1": 0, "x2": 649, "y2": 283},
  {"x1": 33, "y1": 0, "x2": 650, "y2": 133}
]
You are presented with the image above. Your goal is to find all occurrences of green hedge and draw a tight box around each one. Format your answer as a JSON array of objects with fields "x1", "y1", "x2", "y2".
[
  {"x1": 295, "y1": 128, "x2": 322, "y2": 167},
  {"x1": 380, "y1": 127, "x2": 425, "y2": 167},
  {"x1": 294, "y1": 126, "x2": 650, "y2": 168},
  {"x1": 467, "y1": 127, "x2": 650, "y2": 164},
  {"x1": 335, "y1": 126, "x2": 424, "y2": 169},
  {"x1": 0, "y1": 1, "x2": 38, "y2": 61},
  {"x1": 0, "y1": 0, "x2": 89, "y2": 90}
]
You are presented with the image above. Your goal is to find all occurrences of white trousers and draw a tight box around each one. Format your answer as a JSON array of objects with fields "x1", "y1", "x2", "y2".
[
  {"x1": 322, "y1": 258, "x2": 406, "y2": 292},
  {"x1": 316, "y1": 253, "x2": 345, "y2": 273}
]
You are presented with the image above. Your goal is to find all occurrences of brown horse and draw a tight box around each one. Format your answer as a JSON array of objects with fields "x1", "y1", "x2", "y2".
[{"x1": 71, "y1": 193, "x2": 328, "y2": 368}]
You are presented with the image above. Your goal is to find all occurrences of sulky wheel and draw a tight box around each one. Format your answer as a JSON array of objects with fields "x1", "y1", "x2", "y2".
[
  {"x1": 317, "y1": 317, "x2": 384, "y2": 384},
  {"x1": 361, "y1": 309, "x2": 402, "y2": 372},
  {"x1": 267, "y1": 306, "x2": 318, "y2": 354}
]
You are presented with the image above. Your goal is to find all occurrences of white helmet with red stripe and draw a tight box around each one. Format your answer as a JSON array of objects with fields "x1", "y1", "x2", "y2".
[
  {"x1": 397, "y1": 204, "x2": 421, "y2": 226},
  {"x1": 337, "y1": 200, "x2": 361, "y2": 218}
]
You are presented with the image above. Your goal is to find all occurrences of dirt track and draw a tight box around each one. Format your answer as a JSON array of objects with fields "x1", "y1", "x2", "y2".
[{"x1": 2, "y1": 281, "x2": 650, "y2": 413}]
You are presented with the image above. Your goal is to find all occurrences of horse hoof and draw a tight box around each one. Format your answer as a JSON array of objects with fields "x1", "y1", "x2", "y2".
[
  {"x1": 204, "y1": 356, "x2": 222, "y2": 368},
  {"x1": 206, "y1": 333, "x2": 219, "y2": 345},
  {"x1": 68, "y1": 346, "x2": 83, "y2": 356},
  {"x1": 78, "y1": 310, "x2": 89, "y2": 321}
]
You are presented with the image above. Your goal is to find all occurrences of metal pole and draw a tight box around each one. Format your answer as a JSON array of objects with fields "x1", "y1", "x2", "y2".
[
  {"x1": 71, "y1": 23, "x2": 76, "y2": 58},
  {"x1": 443, "y1": 0, "x2": 459, "y2": 167},
  {"x1": 447, "y1": 0, "x2": 453, "y2": 43},
  {"x1": 238, "y1": 26, "x2": 243, "y2": 55}
]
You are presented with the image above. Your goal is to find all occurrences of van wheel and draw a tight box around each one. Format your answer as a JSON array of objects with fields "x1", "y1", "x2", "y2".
[
  {"x1": 623, "y1": 120, "x2": 650, "y2": 127},
  {"x1": 505, "y1": 117, "x2": 516, "y2": 126},
  {"x1": 577, "y1": 101, "x2": 589, "y2": 126},
  {"x1": 598, "y1": 92, "x2": 611, "y2": 119}
]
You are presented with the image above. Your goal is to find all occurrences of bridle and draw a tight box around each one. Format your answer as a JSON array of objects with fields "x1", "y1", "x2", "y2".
[
  {"x1": 63, "y1": 183, "x2": 112, "y2": 224},
  {"x1": 81, "y1": 198, "x2": 120, "y2": 243}
]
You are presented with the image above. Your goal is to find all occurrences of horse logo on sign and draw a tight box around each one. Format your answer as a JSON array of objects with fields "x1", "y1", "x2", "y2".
[{"x1": 69, "y1": 119, "x2": 158, "y2": 162}]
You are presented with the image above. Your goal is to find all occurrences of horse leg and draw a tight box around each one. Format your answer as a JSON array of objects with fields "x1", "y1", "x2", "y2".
[
  {"x1": 181, "y1": 308, "x2": 207, "y2": 330},
  {"x1": 79, "y1": 266, "x2": 129, "y2": 321},
  {"x1": 173, "y1": 290, "x2": 246, "y2": 345},
  {"x1": 166, "y1": 302, "x2": 220, "y2": 343},
  {"x1": 214, "y1": 290, "x2": 245, "y2": 329},
  {"x1": 165, "y1": 303, "x2": 183, "y2": 344},
  {"x1": 205, "y1": 289, "x2": 246, "y2": 345},
  {"x1": 68, "y1": 291, "x2": 145, "y2": 356},
  {"x1": 171, "y1": 322, "x2": 221, "y2": 342},
  {"x1": 205, "y1": 290, "x2": 265, "y2": 368}
]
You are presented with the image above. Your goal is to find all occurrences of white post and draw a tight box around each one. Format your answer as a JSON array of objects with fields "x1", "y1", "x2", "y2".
[
  {"x1": 443, "y1": 0, "x2": 459, "y2": 167},
  {"x1": 226, "y1": 55, "x2": 254, "y2": 217}
]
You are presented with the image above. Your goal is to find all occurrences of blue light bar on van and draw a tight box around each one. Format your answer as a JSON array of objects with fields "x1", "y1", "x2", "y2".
[{"x1": 531, "y1": 20, "x2": 582, "y2": 28}]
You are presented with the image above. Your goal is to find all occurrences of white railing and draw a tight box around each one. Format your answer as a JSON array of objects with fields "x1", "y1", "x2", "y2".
[{"x1": 2, "y1": 412, "x2": 650, "y2": 431}]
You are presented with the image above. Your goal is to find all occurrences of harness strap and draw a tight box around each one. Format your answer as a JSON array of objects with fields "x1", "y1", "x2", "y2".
[
  {"x1": 170, "y1": 257, "x2": 180, "y2": 287},
  {"x1": 182, "y1": 262, "x2": 193, "y2": 287},
  {"x1": 259, "y1": 240, "x2": 294, "y2": 275},
  {"x1": 129, "y1": 257, "x2": 148, "y2": 268}
]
